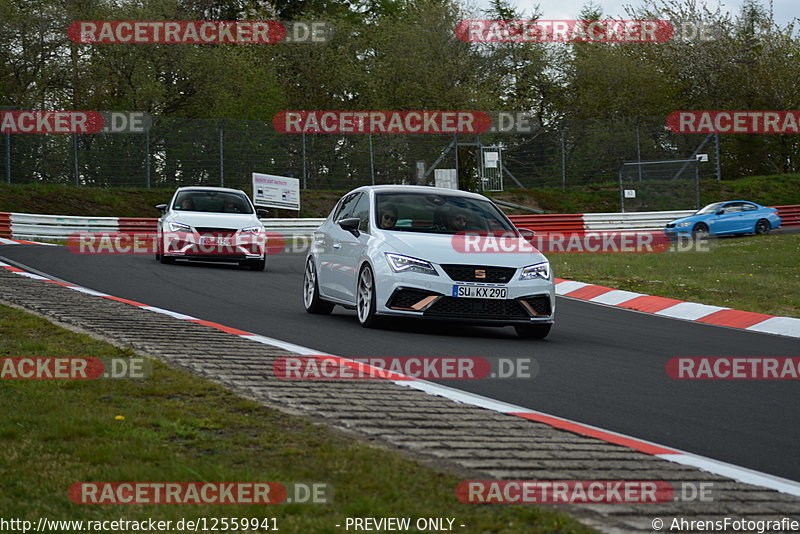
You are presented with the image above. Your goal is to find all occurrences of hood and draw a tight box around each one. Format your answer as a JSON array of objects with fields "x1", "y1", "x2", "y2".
[
  {"x1": 669, "y1": 213, "x2": 709, "y2": 226},
  {"x1": 376, "y1": 230, "x2": 548, "y2": 268},
  {"x1": 166, "y1": 211, "x2": 261, "y2": 230}
]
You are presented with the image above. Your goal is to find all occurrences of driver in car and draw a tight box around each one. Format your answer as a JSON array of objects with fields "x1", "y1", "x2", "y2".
[
  {"x1": 446, "y1": 209, "x2": 469, "y2": 232},
  {"x1": 378, "y1": 204, "x2": 398, "y2": 229}
]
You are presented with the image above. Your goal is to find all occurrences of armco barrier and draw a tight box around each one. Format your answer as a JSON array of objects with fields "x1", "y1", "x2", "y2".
[
  {"x1": 582, "y1": 210, "x2": 695, "y2": 232},
  {"x1": 508, "y1": 213, "x2": 585, "y2": 233},
  {"x1": 0, "y1": 213, "x2": 11, "y2": 238},
  {"x1": 2, "y1": 206, "x2": 797, "y2": 242},
  {"x1": 775, "y1": 205, "x2": 800, "y2": 227},
  {"x1": 118, "y1": 217, "x2": 157, "y2": 234}
]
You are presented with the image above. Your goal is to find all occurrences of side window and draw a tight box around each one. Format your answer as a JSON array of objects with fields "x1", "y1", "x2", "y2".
[
  {"x1": 332, "y1": 193, "x2": 357, "y2": 222},
  {"x1": 351, "y1": 193, "x2": 370, "y2": 233},
  {"x1": 742, "y1": 203, "x2": 757, "y2": 211},
  {"x1": 725, "y1": 203, "x2": 744, "y2": 213}
]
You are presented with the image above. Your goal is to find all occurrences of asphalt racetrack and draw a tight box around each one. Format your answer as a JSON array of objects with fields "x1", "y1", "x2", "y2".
[{"x1": 2, "y1": 244, "x2": 798, "y2": 483}]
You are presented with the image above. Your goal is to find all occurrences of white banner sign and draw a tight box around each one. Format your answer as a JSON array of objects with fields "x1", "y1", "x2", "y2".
[{"x1": 252, "y1": 173, "x2": 300, "y2": 211}]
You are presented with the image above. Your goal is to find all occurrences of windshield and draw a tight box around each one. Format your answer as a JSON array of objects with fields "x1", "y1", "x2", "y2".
[
  {"x1": 696, "y1": 202, "x2": 726, "y2": 215},
  {"x1": 374, "y1": 192, "x2": 515, "y2": 234},
  {"x1": 173, "y1": 190, "x2": 254, "y2": 214}
]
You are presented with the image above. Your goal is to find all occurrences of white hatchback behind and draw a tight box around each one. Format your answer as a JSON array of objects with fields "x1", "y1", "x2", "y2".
[{"x1": 156, "y1": 186, "x2": 268, "y2": 270}]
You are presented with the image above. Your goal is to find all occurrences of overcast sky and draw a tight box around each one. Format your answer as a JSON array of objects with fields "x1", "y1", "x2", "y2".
[{"x1": 471, "y1": 0, "x2": 798, "y2": 27}]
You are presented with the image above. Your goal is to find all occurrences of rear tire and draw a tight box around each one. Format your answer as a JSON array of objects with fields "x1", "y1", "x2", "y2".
[
  {"x1": 515, "y1": 323, "x2": 551, "y2": 339},
  {"x1": 303, "y1": 258, "x2": 334, "y2": 314},
  {"x1": 755, "y1": 219, "x2": 770, "y2": 235}
]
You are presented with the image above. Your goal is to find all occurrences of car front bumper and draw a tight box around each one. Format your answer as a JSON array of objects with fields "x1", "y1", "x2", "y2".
[{"x1": 372, "y1": 261, "x2": 555, "y2": 326}]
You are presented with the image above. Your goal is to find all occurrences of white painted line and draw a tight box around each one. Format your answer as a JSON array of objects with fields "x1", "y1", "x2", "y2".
[
  {"x1": 247, "y1": 334, "x2": 332, "y2": 357},
  {"x1": 15, "y1": 272, "x2": 49, "y2": 280},
  {"x1": 654, "y1": 301, "x2": 730, "y2": 321},
  {"x1": 0, "y1": 238, "x2": 15, "y2": 245},
  {"x1": 141, "y1": 306, "x2": 198, "y2": 321},
  {"x1": 68, "y1": 286, "x2": 109, "y2": 297},
  {"x1": 658, "y1": 453, "x2": 800, "y2": 497},
  {"x1": 555, "y1": 281, "x2": 590, "y2": 295},
  {"x1": 394, "y1": 379, "x2": 533, "y2": 414},
  {"x1": 590, "y1": 290, "x2": 644, "y2": 305},
  {"x1": 746, "y1": 316, "x2": 800, "y2": 338}
]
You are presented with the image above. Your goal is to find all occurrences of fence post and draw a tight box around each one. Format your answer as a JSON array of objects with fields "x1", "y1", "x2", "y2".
[
  {"x1": 560, "y1": 128, "x2": 566, "y2": 190},
  {"x1": 4, "y1": 133, "x2": 9, "y2": 184},
  {"x1": 695, "y1": 164, "x2": 700, "y2": 209},
  {"x1": 368, "y1": 133, "x2": 375, "y2": 185},
  {"x1": 302, "y1": 132, "x2": 307, "y2": 189},
  {"x1": 714, "y1": 133, "x2": 722, "y2": 180},
  {"x1": 72, "y1": 133, "x2": 79, "y2": 186},
  {"x1": 219, "y1": 121, "x2": 224, "y2": 187},
  {"x1": 453, "y1": 132, "x2": 459, "y2": 188},
  {"x1": 619, "y1": 169, "x2": 625, "y2": 213},
  {"x1": 635, "y1": 117, "x2": 642, "y2": 182},
  {"x1": 145, "y1": 129, "x2": 151, "y2": 188}
]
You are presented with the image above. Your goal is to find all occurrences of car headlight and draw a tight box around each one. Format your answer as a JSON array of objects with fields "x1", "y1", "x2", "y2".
[
  {"x1": 677, "y1": 222, "x2": 692, "y2": 227},
  {"x1": 385, "y1": 253, "x2": 438, "y2": 276},
  {"x1": 520, "y1": 261, "x2": 550, "y2": 281},
  {"x1": 240, "y1": 225, "x2": 264, "y2": 234},
  {"x1": 169, "y1": 222, "x2": 192, "y2": 233}
]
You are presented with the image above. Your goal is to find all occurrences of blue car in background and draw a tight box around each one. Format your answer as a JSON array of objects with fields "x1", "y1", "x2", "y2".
[{"x1": 664, "y1": 201, "x2": 781, "y2": 239}]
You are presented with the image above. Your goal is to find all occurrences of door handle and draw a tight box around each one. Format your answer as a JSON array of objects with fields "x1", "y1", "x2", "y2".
[{"x1": 333, "y1": 243, "x2": 341, "y2": 249}]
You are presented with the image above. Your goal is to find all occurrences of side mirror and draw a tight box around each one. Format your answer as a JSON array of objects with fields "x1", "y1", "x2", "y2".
[
  {"x1": 517, "y1": 228, "x2": 536, "y2": 240},
  {"x1": 257, "y1": 209, "x2": 269, "y2": 218},
  {"x1": 716, "y1": 209, "x2": 725, "y2": 215},
  {"x1": 155, "y1": 203, "x2": 167, "y2": 213},
  {"x1": 338, "y1": 217, "x2": 361, "y2": 237}
]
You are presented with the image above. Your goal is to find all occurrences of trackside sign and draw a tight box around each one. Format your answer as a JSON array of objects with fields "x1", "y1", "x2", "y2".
[{"x1": 252, "y1": 173, "x2": 300, "y2": 211}]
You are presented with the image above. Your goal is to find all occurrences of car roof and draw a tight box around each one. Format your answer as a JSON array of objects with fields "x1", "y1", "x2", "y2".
[
  {"x1": 175, "y1": 186, "x2": 248, "y2": 195},
  {"x1": 353, "y1": 185, "x2": 489, "y2": 201}
]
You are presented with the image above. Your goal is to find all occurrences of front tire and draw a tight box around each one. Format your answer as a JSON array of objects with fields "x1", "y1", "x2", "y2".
[
  {"x1": 755, "y1": 219, "x2": 770, "y2": 235},
  {"x1": 356, "y1": 264, "x2": 380, "y2": 328},
  {"x1": 692, "y1": 223, "x2": 709, "y2": 240},
  {"x1": 303, "y1": 258, "x2": 334, "y2": 314},
  {"x1": 515, "y1": 323, "x2": 551, "y2": 339}
]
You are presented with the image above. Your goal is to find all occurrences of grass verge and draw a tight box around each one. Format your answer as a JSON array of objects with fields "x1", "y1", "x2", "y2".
[
  {"x1": 0, "y1": 303, "x2": 596, "y2": 534},
  {"x1": 551, "y1": 233, "x2": 800, "y2": 318}
]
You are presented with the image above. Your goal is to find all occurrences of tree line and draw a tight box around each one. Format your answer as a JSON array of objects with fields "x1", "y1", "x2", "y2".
[{"x1": 1, "y1": 0, "x2": 798, "y2": 182}]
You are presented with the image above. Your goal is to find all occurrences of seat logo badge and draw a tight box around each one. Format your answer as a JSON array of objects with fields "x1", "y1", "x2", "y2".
[{"x1": 475, "y1": 269, "x2": 486, "y2": 279}]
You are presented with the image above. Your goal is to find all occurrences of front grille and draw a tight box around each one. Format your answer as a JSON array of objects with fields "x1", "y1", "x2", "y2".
[
  {"x1": 521, "y1": 295, "x2": 551, "y2": 316},
  {"x1": 425, "y1": 297, "x2": 529, "y2": 319},
  {"x1": 195, "y1": 227, "x2": 237, "y2": 236},
  {"x1": 440, "y1": 264, "x2": 516, "y2": 283},
  {"x1": 386, "y1": 288, "x2": 439, "y2": 310}
]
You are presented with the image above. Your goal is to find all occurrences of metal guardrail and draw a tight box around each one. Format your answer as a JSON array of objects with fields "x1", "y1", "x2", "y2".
[{"x1": 1, "y1": 207, "x2": 797, "y2": 241}]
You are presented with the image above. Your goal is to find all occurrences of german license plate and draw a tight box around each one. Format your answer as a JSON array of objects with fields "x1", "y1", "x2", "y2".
[
  {"x1": 200, "y1": 236, "x2": 231, "y2": 246},
  {"x1": 452, "y1": 285, "x2": 507, "y2": 299}
]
